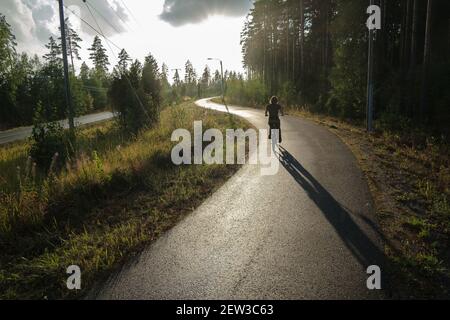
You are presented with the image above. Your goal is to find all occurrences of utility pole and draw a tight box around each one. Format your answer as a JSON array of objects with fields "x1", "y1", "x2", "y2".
[
  {"x1": 366, "y1": 0, "x2": 375, "y2": 133},
  {"x1": 57, "y1": 0, "x2": 75, "y2": 135}
]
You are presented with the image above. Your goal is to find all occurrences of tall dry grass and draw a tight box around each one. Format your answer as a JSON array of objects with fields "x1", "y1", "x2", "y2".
[{"x1": 0, "y1": 102, "x2": 250, "y2": 299}]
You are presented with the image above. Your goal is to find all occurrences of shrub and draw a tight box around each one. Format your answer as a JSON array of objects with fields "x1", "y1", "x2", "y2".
[{"x1": 29, "y1": 103, "x2": 70, "y2": 172}]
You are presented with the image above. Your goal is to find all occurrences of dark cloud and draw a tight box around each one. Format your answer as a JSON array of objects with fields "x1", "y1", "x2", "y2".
[{"x1": 160, "y1": 0, "x2": 253, "y2": 26}]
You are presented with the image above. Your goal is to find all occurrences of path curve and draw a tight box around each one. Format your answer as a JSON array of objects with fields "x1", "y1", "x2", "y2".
[{"x1": 96, "y1": 98, "x2": 386, "y2": 299}]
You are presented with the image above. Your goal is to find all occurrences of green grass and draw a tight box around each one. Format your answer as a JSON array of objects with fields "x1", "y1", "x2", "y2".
[
  {"x1": 0, "y1": 121, "x2": 126, "y2": 193},
  {"x1": 0, "y1": 102, "x2": 250, "y2": 299}
]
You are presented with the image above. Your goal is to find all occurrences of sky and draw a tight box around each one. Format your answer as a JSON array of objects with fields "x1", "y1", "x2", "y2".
[{"x1": 1, "y1": 0, "x2": 254, "y2": 80}]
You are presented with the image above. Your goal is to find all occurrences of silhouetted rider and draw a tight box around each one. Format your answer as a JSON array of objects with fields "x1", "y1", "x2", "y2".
[{"x1": 265, "y1": 96, "x2": 284, "y2": 143}]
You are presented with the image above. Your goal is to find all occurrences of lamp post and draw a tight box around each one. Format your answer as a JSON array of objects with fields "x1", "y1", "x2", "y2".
[{"x1": 207, "y1": 58, "x2": 225, "y2": 103}]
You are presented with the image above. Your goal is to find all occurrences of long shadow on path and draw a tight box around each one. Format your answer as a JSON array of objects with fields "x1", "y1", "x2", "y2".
[{"x1": 277, "y1": 145, "x2": 385, "y2": 271}]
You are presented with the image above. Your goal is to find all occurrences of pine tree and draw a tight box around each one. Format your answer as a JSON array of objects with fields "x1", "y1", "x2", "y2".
[
  {"x1": 142, "y1": 52, "x2": 161, "y2": 121},
  {"x1": 0, "y1": 14, "x2": 18, "y2": 126},
  {"x1": 173, "y1": 69, "x2": 181, "y2": 86},
  {"x1": 43, "y1": 36, "x2": 62, "y2": 66},
  {"x1": 201, "y1": 65, "x2": 211, "y2": 87},
  {"x1": 79, "y1": 62, "x2": 90, "y2": 82},
  {"x1": 88, "y1": 36, "x2": 110, "y2": 77},
  {"x1": 117, "y1": 48, "x2": 131, "y2": 71},
  {"x1": 142, "y1": 53, "x2": 160, "y2": 97},
  {"x1": 184, "y1": 60, "x2": 197, "y2": 96},
  {"x1": 0, "y1": 13, "x2": 17, "y2": 78},
  {"x1": 160, "y1": 63, "x2": 171, "y2": 103},
  {"x1": 128, "y1": 59, "x2": 142, "y2": 88},
  {"x1": 184, "y1": 60, "x2": 197, "y2": 84},
  {"x1": 58, "y1": 18, "x2": 82, "y2": 73},
  {"x1": 160, "y1": 63, "x2": 169, "y2": 86}
]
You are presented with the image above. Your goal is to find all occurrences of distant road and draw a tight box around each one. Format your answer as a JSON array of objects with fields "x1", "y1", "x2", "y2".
[{"x1": 0, "y1": 111, "x2": 115, "y2": 145}]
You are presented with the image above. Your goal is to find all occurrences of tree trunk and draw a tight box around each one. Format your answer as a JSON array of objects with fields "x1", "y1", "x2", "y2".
[
  {"x1": 263, "y1": 3, "x2": 267, "y2": 84},
  {"x1": 420, "y1": 0, "x2": 434, "y2": 120},
  {"x1": 400, "y1": 0, "x2": 406, "y2": 65},
  {"x1": 299, "y1": 0, "x2": 305, "y2": 91},
  {"x1": 292, "y1": 24, "x2": 296, "y2": 81},
  {"x1": 400, "y1": 0, "x2": 413, "y2": 114},
  {"x1": 323, "y1": 1, "x2": 330, "y2": 92},
  {"x1": 408, "y1": 0, "x2": 419, "y2": 117},
  {"x1": 404, "y1": 0, "x2": 413, "y2": 68},
  {"x1": 380, "y1": 0, "x2": 388, "y2": 62},
  {"x1": 409, "y1": 0, "x2": 419, "y2": 73},
  {"x1": 286, "y1": 9, "x2": 290, "y2": 82}
]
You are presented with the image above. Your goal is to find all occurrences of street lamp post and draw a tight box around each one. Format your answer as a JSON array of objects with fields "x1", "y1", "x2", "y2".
[{"x1": 207, "y1": 58, "x2": 225, "y2": 103}]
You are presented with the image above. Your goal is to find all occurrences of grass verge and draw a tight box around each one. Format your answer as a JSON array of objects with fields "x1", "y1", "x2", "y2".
[{"x1": 0, "y1": 102, "x2": 250, "y2": 299}]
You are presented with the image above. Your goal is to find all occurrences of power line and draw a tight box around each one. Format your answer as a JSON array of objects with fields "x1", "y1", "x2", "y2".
[
  {"x1": 84, "y1": 1, "x2": 114, "y2": 52},
  {"x1": 119, "y1": 0, "x2": 141, "y2": 27},
  {"x1": 84, "y1": 2, "x2": 112, "y2": 49},
  {"x1": 83, "y1": 0, "x2": 123, "y2": 35},
  {"x1": 79, "y1": 1, "x2": 152, "y2": 124},
  {"x1": 106, "y1": 0, "x2": 133, "y2": 31},
  {"x1": 63, "y1": 4, "x2": 121, "y2": 51}
]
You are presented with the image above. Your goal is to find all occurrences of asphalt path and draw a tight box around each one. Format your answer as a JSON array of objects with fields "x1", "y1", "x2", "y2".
[
  {"x1": 96, "y1": 98, "x2": 386, "y2": 299},
  {"x1": 0, "y1": 111, "x2": 115, "y2": 145}
]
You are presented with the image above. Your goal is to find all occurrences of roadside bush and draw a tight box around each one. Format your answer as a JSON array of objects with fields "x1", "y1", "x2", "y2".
[
  {"x1": 29, "y1": 121, "x2": 69, "y2": 173},
  {"x1": 29, "y1": 103, "x2": 70, "y2": 172}
]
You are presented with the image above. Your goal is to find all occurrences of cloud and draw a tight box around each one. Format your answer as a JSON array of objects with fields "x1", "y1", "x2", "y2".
[
  {"x1": 160, "y1": 0, "x2": 253, "y2": 27},
  {"x1": 65, "y1": 0, "x2": 129, "y2": 37},
  {"x1": 1, "y1": 0, "x2": 45, "y2": 45},
  {"x1": 0, "y1": 0, "x2": 129, "y2": 50}
]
